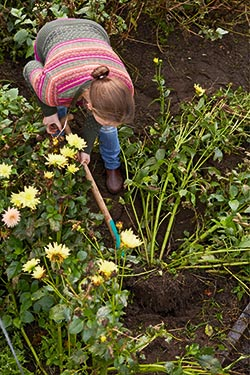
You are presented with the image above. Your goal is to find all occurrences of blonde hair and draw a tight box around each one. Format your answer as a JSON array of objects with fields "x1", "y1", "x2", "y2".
[{"x1": 89, "y1": 66, "x2": 135, "y2": 124}]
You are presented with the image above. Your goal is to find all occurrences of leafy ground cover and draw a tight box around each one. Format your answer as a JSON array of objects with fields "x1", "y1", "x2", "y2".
[{"x1": 0, "y1": 1, "x2": 249, "y2": 374}]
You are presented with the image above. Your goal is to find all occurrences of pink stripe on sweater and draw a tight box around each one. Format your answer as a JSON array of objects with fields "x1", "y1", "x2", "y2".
[
  {"x1": 46, "y1": 44, "x2": 124, "y2": 66},
  {"x1": 47, "y1": 38, "x2": 110, "y2": 60},
  {"x1": 45, "y1": 55, "x2": 124, "y2": 72},
  {"x1": 34, "y1": 44, "x2": 40, "y2": 62},
  {"x1": 44, "y1": 62, "x2": 133, "y2": 103},
  {"x1": 30, "y1": 68, "x2": 46, "y2": 99}
]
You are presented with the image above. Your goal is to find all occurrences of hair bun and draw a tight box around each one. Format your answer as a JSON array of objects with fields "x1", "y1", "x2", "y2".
[{"x1": 91, "y1": 65, "x2": 110, "y2": 80}]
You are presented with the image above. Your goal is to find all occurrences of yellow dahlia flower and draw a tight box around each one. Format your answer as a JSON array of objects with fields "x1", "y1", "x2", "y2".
[
  {"x1": 45, "y1": 242, "x2": 71, "y2": 263},
  {"x1": 44, "y1": 171, "x2": 54, "y2": 179},
  {"x1": 67, "y1": 164, "x2": 80, "y2": 174},
  {"x1": 60, "y1": 145, "x2": 77, "y2": 159},
  {"x1": 32, "y1": 265, "x2": 46, "y2": 279},
  {"x1": 91, "y1": 275, "x2": 104, "y2": 286},
  {"x1": 66, "y1": 133, "x2": 87, "y2": 150},
  {"x1": 10, "y1": 186, "x2": 40, "y2": 210},
  {"x1": 22, "y1": 258, "x2": 40, "y2": 273},
  {"x1": 0, "y1": 163, "x2": 12, "y2": 179},
  {"x1": 98, "y1": 260, "x2": 118, "y2": 279},
  {"x1": 194, "y1": 83, "x2": 205, "y2": 96},
  {"x1": 120, "y1": 228, "x2": 143, "y2": 248},
  {"x1": 45, "y1": 153, "x2": 68, "y2": 169}
]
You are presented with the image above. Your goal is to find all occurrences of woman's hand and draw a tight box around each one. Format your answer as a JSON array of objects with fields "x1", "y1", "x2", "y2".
[
  {"x1": 78, "y1": 151, "x2": 90, "y2": 165},
  {"x1": 43, "y1": 114, "x2": 62, "y2": 135}
]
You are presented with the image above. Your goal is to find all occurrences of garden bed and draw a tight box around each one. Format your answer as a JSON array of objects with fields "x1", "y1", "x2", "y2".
[{"x1": 1, "y1": 9, "x2": 249, "y2": 375}]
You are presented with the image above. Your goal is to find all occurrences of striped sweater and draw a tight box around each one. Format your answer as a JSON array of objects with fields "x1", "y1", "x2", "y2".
[{"x1": 23, "y1": 18, "x2": 134, "y2": 117}]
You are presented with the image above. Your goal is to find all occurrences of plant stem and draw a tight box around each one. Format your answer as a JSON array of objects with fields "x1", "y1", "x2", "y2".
[
  {"x1": 168, "y1": 247, "x2": 250, "y2": 268},
  {"x1": 186, "y1": 223, "x2": 221, "y2": 246},
  {"x1": 121, "y1": 147, "x2": 149, "y2": 262},
  {"x1": 20, "y1": 327, "x2": 48, "y2": 375},
  {"x1": 57, "y1": 324, "x2": 63, "y2": 372},
  {"x1": 159, "y1": 145, "x2": 195, "y2": 260},
  {"x1": 9, "y1": 288, "x2": 48, "y2": 374},
  {"x1": 107, "y1": 363, "x2": 210, "y2": 374},
  {"x1": 150, "y1": 163, "x2": 173, "y2": 264},
  {"x1": 44, "y1": 279, "x2": 67, "y2": 301},
  {"x1": 224, "y1": 266, "x2": 250, "y2": 293},
  {"x1": 179, "y1": 261, "x2": 249, "y2": 269},
  {"x1": 159, "y1": 195, "x2": 181, "y2": 260},
  {"x1": 119, "y1": 251, "x2": 126, "y2": 292}
]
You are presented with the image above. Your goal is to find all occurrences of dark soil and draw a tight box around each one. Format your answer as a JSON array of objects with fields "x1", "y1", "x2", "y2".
[
  {"x1": 1, "y1": 14, "x2": 249, "y2": 375},
  {"x1": 125, "y1": 270, "x2": 249, "y2": 369}
]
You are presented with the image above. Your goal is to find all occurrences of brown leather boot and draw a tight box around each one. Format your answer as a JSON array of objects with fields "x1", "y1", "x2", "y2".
[{"x1": 105, "y1": 168, "x2": 124, "y2": 194}]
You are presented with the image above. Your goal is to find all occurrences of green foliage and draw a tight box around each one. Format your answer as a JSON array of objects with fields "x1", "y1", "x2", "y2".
[
  {"x1": 0, "y1": 327, "x2": 34, "y2": 375},
  {"x1": 120, "y1": 59, "x2": 250, "y2": 272},
  {"x1": 0, "y1": 85, "x2": 111, "y2": 371},
  {"x1": 0, "y1": 82, "x2": 236, "y2": 375},
  {"x1": 0, "y1": 2, "x2": 248, "y2": 372},
  {"x1": 0, "y1": 0, "x2": 141, "y2": 61},
  {"x1": 0, "y1": 0, "x2": 247, "y2": 61},
  {"x1": 9, "y1": 7, "x2": 38, "y2": 59},
  {"x1": 0, "y1": 85, "x2": 176, "y2": 375},
  {"x1": 0, "y1": 84, "x2": 41, "y2": 138}
]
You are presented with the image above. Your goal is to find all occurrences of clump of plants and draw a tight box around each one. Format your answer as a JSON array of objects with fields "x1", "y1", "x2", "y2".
[
  {"x1": 0, "y1": 84, "x2": 149, "y2": 374},
  {"x1": 0, "y1": 85, "x2": 185, "y2": 374},
  {"x1": 1, "y1": 80, "x2": 242, "y2": 374},
  {"x1": 120, "y1": 58, "x2": 250, "y2": 284},
  {"x1": 0, "y1": 0, "x2": 141, "y2": 60}
]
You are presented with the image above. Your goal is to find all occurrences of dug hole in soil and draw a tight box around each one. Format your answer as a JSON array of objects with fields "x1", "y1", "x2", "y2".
[{"x1": 2, "y1": 14, "x2": 249, "y2": 374}]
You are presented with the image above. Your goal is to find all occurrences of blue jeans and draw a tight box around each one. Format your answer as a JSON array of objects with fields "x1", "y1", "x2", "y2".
[
  {"x1": 99, "y1": 126, "x2": 120, "y2": 170},
  {"x1": 57, "y1": 106, "x2": 67, "y2": 119},
  {"x1": 57, "y1": 107, "x2": 120, "y2": 170}
]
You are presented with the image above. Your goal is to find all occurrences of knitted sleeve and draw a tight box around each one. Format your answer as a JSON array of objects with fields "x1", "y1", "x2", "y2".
[
  {"x1": 77, "y1": 112, "x2": 102, "y2": 154},
  {"x1": 23, "y1": 60, "x2": 58, "y2": 116}
]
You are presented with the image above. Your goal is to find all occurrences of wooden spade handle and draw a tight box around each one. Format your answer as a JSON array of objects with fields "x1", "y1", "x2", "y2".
[
  {"x1": 63, "y1": 116, "x2": 120, "y2": 247},
  {"x1": 83, "y1": 163, "x2": 120, "y2": 247},
  {"x1": 83, "y1": 164, "x2": 110, "y2": 220}
]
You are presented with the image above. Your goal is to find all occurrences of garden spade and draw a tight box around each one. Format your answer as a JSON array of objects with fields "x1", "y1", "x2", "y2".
[
  {"x1": 82, "y1": 162, "x2": 121, "y2": 248},
  {"x1": 57, "y1": 116, "x2": 121, "y2": 248}
]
